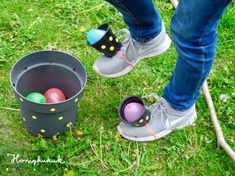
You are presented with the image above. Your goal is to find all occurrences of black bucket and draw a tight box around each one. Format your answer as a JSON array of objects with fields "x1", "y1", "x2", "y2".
[
  {"x1": 89, "y1": 24, "x2": 122, "y2": 58},
  {"x1": 118, "y1": 96, "x2": 151, "y2": 127},
  {"x1": 10, "y1": 50, "x2": 87, "y2": 137}
]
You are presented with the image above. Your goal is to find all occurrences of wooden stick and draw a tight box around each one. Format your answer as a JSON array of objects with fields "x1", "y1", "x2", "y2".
[
  {"x1": 202, "y1": 81, "x2": 235, "y2": 162},
  {"x1": 170, "y1": 0, "x2": 235, "y2": 163}
]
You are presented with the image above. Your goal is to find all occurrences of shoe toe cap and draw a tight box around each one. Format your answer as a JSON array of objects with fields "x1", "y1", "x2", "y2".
[
  {"x1": 93, "y1": 55, "x2": 129, "y2": 76},
  {"x1": 117, "y1": 122, "x2": 150, "y2": 138}
]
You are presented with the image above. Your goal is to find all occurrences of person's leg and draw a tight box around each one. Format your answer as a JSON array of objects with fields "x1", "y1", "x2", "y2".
[
  {"x1": 93, "y1": 0, "x2": 171, "y2": 78},
  {"x1": 117, "y1": 0, "x2": 232, "y2": 141},
  {"x1": 105, "y1": 0, "x2": 162, "y2": 42},
  {"x1": 163, "y1": 0, "x2": 232, "y2": 110}
]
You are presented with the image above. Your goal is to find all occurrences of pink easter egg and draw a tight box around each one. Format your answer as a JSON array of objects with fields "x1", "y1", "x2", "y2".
[
  {"x1": 44, "y1": 88, "x2": 66, "y2": 103},
  {"x1": 124, "y1": 102, "x2": 144, "y2": 122}
]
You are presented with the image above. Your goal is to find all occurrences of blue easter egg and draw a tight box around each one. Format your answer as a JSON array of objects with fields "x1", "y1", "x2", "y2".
[{"x1": 84, "y1": 29, "x2": 106, "y2": 45}]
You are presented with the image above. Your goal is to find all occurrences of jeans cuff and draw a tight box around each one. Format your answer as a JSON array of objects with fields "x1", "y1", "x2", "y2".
[{"x1": 131, "y1": 32, "x2": 160, "y2": 43}]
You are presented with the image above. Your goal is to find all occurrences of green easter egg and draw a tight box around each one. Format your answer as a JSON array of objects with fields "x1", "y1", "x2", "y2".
[{"x1": 26, "y1": 92, "x2": 46, "y2": 104}]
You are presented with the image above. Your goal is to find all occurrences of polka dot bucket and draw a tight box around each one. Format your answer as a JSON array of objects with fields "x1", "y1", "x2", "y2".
[
  {"x1": 89, "y1": 23, "x2": 122, "y2": 58},
  {"x1": 10, "y1": 50, "x2": 87, "y2": 137},
  {"x1": 118, "y1": 96, "x2": 151, "y2": 127}
]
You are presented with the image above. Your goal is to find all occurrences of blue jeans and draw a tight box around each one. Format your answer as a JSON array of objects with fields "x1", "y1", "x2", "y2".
[{"x1": 105, "y1": 0, "x2": 231, "y2": 110}]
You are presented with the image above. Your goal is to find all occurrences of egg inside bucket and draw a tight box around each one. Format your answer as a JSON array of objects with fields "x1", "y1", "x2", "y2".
[
  {"x1": 26, "y1": 92, "x2": 46, "y2": 103},
  {"x1": 44, "y1": 88, "x2": 66, "y2": 103},
  {"x1": 124, "y1": 102, "x2": 145, "y2": 122}
]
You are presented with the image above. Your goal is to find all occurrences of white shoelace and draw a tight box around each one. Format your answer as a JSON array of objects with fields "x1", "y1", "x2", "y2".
[
  {"x1": 116, "y1": 29, "x2": 137, "y2": 66},
  {"x1": 144, "y1": 93, "x2": 171, "y2": 130}
]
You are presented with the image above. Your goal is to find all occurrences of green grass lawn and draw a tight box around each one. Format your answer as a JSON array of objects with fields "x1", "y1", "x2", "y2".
[{"x1": 0, "y1": 0, "x2": 235, "y2": 175}]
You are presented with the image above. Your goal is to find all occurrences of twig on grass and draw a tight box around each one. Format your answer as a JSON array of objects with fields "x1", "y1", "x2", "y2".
[
  {"x1": 89, "y1": 140, "x2": 108, "y2": 169},
  {"x1": 127, "y1": 142, "x2": 131, "y2": 156},
  {"x1": 135, "y1": 142, "x2": 140, "y2": 169},
  {"x1": 79, "y1": 3, "x2": 106, "y2": 14},
  {"x1": 117, "y1": 162, "x2": 136, "y2": 174},
  {"x1": 0, "y1": 106, "x2": 20, "y2": 111},
  {"x1": 84, "y1": 114, "x2": 93, "y2": 123},
  {"x1": 100, "y1": 126, "x2": 104, "y2": 161},
  {"x1": 28, "y1": 17, "x2": 44, "y2": 30},
  {"x1": 202, "y1": 81, "x2": 235, "y2": 162}
]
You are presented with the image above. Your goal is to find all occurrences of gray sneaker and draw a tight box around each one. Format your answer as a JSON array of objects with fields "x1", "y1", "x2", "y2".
[
  {"x1": 93, "y1": 24, "x2": 171, "y2": 78},
  {"x1": 117, "y1": 93, "x2": 197, "y2": 142}
]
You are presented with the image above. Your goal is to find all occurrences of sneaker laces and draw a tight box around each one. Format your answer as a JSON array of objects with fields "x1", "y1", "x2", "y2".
[
  {"x1": 144, "y1": 93, "x2": 171, "y2": 130},
  {"x1": 116, "y1": 29, "x2": 137, "y2": 67}
]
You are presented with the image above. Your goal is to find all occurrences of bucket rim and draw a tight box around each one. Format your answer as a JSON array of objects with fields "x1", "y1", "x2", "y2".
[
  {"x1": 87, "y1": 23, "x2": 109, "y2": 46},
  {"x1": 10, "y1": 50, "x2": 87, "y2": 106}
]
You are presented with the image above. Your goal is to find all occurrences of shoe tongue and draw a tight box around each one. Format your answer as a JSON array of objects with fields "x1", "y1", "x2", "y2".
[
  {"x1": 124, "y1": 40, "x2": 137, "y2": 61},
  {"x1": 159, "y1": 98, "x2": 186, "y2": 119},
  {"x1": 159, "y1": 98, "x2": 171, "y2": 109}
]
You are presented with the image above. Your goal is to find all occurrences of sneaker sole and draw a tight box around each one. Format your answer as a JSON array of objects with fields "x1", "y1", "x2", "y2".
[
  {"x1": 93, "y1": 34, "x2": 171, "y2": 78},
  {"x1": 117, "y1": 113, "x2": 197, "y2": 142}
]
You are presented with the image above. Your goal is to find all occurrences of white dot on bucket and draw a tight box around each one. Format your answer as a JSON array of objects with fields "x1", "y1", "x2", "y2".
[
  {"x1": 50, "y1": 108, "x2": 56, "y2": 112},
  {"x1": 32, "y1": 115, "x2": 37, "y2": 120},
  {"x1": 23, "y1": 117, "x2": 26, "y2": 121},
  {"x1": 75, "y1": 98, "x2": 78, "y2": 103},
  {"x1": 146, "y1": 116, "x2": 149, "y2": 120},
  {"x1": 139, "y1": 119, "x2": 144, "y2": 123},
  {"x1": 20, "y1": 97, "x2": 23, "y2": 102},
  {"x1": 109, "y1": 36, "x2": 113, "y2": 41},
  {"x1": 66, "y1": 122, "x2": 72, "y2": 128},
  {"x1": 58, "y1": 116, "x2": 64, "y2": 121},
  {"x1": 101, "y1": 45, "x2": 106, "y2": 49},
  {"x1": 116, "y1": 38, "x2": 119, "y2": 43},
  {"x1": 40, "y1": 129, "x2": 46, "y2": 133},
  {"x1": 110, "y1": 46, "x2": 114, "y2": 51}
]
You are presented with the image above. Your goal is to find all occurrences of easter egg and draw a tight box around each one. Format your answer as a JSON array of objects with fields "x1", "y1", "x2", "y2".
[
  {"x1": 44, "y1": 88, "x2": 66, "y2": 103},
  {"x1": 84, "y1": 29, "x2": 106, "y2": 45},
  {"x1": 124, "y1": 102, "x2": 144, "y2": 122},
  {"x1": 26, "y1": 92, "x2": 46, "y2": 104}
]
